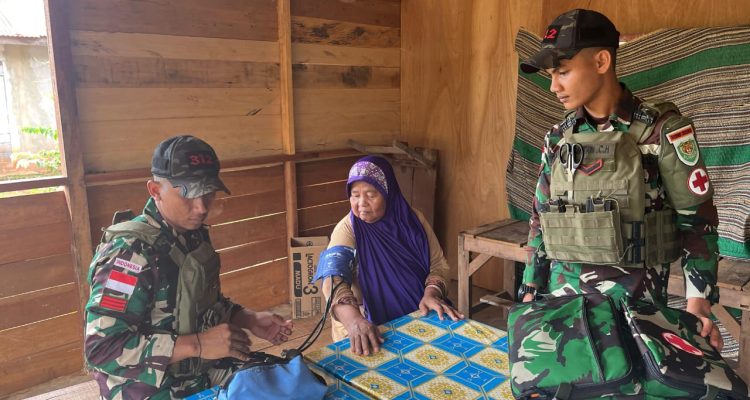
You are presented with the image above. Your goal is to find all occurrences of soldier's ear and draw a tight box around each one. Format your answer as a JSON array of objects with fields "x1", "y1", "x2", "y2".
[
  {"x1": 147, "y1": 179, "x2": 162, "y2": 200},
  {"x1": 594, "y1": 49, "x2": 612, "y2": 74}
]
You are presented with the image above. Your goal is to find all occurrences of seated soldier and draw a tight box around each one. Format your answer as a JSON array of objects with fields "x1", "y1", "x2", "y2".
[
  {"x1": 316, "y1": 155, "x2": 463, "y2": 356},
  {"x1": 84, "y1": 135, "x2": 294, "y2": 399}
]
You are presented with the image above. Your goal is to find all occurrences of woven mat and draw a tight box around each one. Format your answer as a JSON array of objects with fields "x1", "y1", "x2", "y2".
[{"x1": 507, "y1": 26, "x2": 750, "y2": 260}]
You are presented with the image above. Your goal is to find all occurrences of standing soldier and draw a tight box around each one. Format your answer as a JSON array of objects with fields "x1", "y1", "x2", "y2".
[
  {"x1": 517, "y1": 9, "x2": 722, "y2": 351},
  {"x1": 84, "y1": 135, "x2": 294, "y2": 399}
]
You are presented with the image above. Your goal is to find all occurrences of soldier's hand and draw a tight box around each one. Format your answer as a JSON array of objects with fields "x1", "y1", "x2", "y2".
[
  {"x1": 522, "y1": 293, "x2": 535, "y2": 302},
  {"x1": 696, "y1": 315, "x2": 724, "y2": 352},
  {"x1": 198, "y1": 323, "x2": 253, "y2": 361}
]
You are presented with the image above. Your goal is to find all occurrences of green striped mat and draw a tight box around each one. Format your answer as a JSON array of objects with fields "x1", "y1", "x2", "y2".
[{"x1": 508, "y1": 27, "x2": 750, "y2": 260}]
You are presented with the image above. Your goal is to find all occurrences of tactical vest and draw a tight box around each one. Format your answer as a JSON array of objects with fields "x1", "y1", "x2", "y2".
[
  {"x1": 539, "y1": 102, "x2": 681, "y2": 267},
  {"x1": 96, "y1": 211, "x2": 226, "y2": 377}
]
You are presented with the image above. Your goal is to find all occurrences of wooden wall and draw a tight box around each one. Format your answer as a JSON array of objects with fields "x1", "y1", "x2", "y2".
[
  {"x1": 0, "y1": 0, "x2": 400, "y2": 395},
  {"x1": 0, "y1": 192, "x2": 81, "y2": 396},
  {"x1": 400, "y1": 0, "x2": 750, "y2": 290},
  {"x1": 401, "y1": 0, "x2": 543, "y2": 290}
]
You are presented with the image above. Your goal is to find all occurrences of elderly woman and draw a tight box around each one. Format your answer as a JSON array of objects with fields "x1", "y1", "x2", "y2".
[{"x1": 316, "y1": 155, "x2": 463, "y2": 356}]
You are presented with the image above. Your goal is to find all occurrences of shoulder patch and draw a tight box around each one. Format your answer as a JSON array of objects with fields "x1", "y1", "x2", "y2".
[
  {"x1": 688, "y1": 167, "x2": 710, "y2": 196},
  {"x1": 113, "y1": 257, "x2": 144, "y2": 273},
  {"x1": 666, "y1": 124, "x2": 699, "y2": 166},
  {"x1": 100, "y1": 294, "x2": 128, "y2": 312},
  {"x1": 105, "y1": 270, "x2": 138, "y2": 296}
]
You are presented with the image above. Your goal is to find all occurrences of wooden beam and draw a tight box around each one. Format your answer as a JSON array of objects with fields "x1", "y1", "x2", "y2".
[
  {"x1": 45, "y1": 0, "x2": 94, "y2": 315},
  {"x1": 0, "y1": 176, "x2": 68, "y2": 193},
  {"x1": 279, "y1": 0, "x2": 298, "y2": 239}
]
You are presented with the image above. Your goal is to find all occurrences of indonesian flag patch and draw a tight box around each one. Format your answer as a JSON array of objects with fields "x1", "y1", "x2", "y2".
[
  {"x1": 666, "y1": 125, "x2": 699, "y2": 166},
  {"x1": 105, "y1": 270, "x2": 137, "y2": 296},
  {"x1": 688, "y1": 167, "x2": 710, "y2": 196},
  {"x1": 662, "y1": 332, "x2": 703, "y2": 357}
]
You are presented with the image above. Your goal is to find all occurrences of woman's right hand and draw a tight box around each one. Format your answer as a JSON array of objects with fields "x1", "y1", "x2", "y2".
[{"x1": 335, "y1": 304, "x2": 384, "y2": 356}]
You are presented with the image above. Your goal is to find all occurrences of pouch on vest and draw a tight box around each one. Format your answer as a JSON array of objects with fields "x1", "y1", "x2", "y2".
[
  {"x1": 217, "y1": 349, "x2": 327, "y2": 400},
  {"x1": 623, "y1": 299, "x2": 749, "y2": 399},
  {"x1": 508, "y1": 294, "x2": 639, "y2": 399}
]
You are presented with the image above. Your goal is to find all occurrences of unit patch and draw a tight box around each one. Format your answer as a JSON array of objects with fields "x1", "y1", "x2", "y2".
[
  {"x1": 578, "y1": 160, "x2": 603, "y2": 175},
  {"x1": 100, "y1": 295, "x2": 128, "y2": 312},
  {"x1": 666, "y1": 125, "x2": 699, "y2": 166},
  {"x1": 688, "y1": 168, "x2": 710, "y2": 196}
]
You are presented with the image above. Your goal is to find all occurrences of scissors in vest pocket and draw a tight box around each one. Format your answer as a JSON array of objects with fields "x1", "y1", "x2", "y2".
[{"x1": 559, "y1": 142, "x2": 584, "y2": 180}]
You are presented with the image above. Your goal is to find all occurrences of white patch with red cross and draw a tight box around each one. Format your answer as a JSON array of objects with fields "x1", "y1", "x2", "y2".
[
  {"x1": 688, "y1": 168, "x2": 710, "y2": 196},
  {"x1": 662, "y1": 332, "x2": 703, "y2": 357}
]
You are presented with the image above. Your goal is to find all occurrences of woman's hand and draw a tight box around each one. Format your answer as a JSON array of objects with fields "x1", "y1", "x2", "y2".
[
  {"x1": 335, "y1": 304, "x2": 384, "y2": 356},
  {"x1": 418, "y1": 286, "x2": 464, "y2": 321}
]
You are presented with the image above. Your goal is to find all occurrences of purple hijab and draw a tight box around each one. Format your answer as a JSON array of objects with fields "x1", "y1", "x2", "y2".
[{"x1": 347, "y1": 156, "x2": 430, "y2": 325}]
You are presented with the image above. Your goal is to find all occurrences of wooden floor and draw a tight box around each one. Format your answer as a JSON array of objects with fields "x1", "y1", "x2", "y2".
[{"x1": 6, "y1": 282, "x2": 498, "y2": 400}]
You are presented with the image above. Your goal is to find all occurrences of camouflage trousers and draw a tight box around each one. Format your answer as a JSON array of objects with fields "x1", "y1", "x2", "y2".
[
  {"x1": 546, "y1": 261, "x2": 670, "y2": 309},
  {"x1": 168, "y1": 366, "x2": 235, "y2": 399}
]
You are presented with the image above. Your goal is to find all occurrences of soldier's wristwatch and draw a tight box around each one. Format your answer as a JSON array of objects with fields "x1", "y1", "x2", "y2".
[{"x1": 517, "y1": 284, "x2": 537, "y2": 300}]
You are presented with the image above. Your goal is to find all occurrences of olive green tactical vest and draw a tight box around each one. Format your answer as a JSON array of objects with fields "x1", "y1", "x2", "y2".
[
  {"x1": 98, "y1": 216, "x2": 225, "y2": 376},
  {"x1": 540, "y1": 102, "x2": 681, "y2": 267}
]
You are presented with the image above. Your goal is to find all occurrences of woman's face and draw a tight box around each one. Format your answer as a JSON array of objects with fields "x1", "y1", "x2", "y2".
[{"x1": 350, "y1": 180, "x2": 386, "y2": 223}]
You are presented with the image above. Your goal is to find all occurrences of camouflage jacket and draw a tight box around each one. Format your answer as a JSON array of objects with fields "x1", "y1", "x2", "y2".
[
  {"x1": 84, "y1": 197, "x2": 239, "y2": 399},
  {"x1": 524, "y1": 85, "x2": 720, "y2": 303}
]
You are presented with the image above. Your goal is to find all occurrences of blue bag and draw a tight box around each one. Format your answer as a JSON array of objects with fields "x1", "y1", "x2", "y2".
[{"x1": 218, "y1": 349, "x2": 327, "y2": 400}]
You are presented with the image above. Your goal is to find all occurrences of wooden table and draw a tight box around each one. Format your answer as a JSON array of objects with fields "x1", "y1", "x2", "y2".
[{"x1": 457, "y1": 220, "x2": 529, "y2": 318}]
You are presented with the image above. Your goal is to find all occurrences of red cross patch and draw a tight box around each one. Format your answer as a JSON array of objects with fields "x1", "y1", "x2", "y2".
[
  {"x1": 662, "y1": 332, "x2": 703, "y2": 357},
  {"x1": 688, "y1": 168, "x2": 710, "y2": 196}
]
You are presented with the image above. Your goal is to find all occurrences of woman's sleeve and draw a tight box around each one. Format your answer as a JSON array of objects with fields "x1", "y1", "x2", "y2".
[{"x1": 321, "y1": 215, "x2": 359, "y2": 308}]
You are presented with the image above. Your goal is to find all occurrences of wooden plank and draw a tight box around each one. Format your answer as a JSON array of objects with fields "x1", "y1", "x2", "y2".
[
  {"x1": 300, "y1": 223, "x2": 338, "y2": 238},
  {"x1": 0, "y1": 221, "x2": 72, "y2": 266},
  {"x1": 219, "y1": 236, "x2": 288, "y2": 273},
  {"x1": 80, "y1": 115, "x2": 282, "y2": 172},
  {"x1": 0, "y1": 313, "x2": 82, "y2": 364},
  {"x1": 0, "y1": 341, "x2": 83, "y2": 396},
  {"x1": 714, "y1": 258, "x2": 750, "y2": 291},
  {"x1": 292, "y1": 43, "x2": 400, "y2": 67},
  {"x1": 739, "y1": 310, "x2": 750, "y2": 382},
  {"x1": 458, "y1": 234, "x2": 471, "y2": 317},
  {"x1": 221, "y1": 259, "x2": 289, "y2": 312},
  {"x1": 71, "y1": 30, "x2": 280, "y2": 63},
  {"x1": 297, "y1": 156, "x2": 359, "y2": 187},
  {"x1": 74, "y1": 55, "x2": 280, "y2": 89},
  {"x1": 207, "y1": 190, "x2": 286, "y2": 226},
  {"x1": 0, "y1": 283, "x2": 79, "y2": 330},
  {"x1": 47, "y1": 0, "x2": 94, "y2": 316},
  {"x1": 0, "y1": 176, "x2": 67, "y2": 194},
  {"x1": 463, "y1": 236, "x2": 528, "y2": 263},
  {"x1": 463, "y1": 219, "x2": 519, "y2": 238},
  {"x1": 298, "y1": 180, "x2": 347, "y2": 209},
  {"x1": 291, "y1": 0, "x2": 401, "y2": 28},
  {"x1": 0, "y1": 254, "x2": 75, "y2": 298},
  {"x1": 479, "y1": 220, "x2": 530, "y2": 246},
  {"x1": 0, "y1": 191, "x2": 69, "y2": 230},
  {"x1": 278, "y1": 0, "x2": 299, "y2": 242},
  {"x1": 295, "y1": 88, "x2": 400, "y2": 114},
  {"x1": 298, "y1": 201, "x2": 350, "y2": 232},
  {"x1": 295, "y1": 111, "x2": 399, "y2": 151},
  {"x1": 291, "y1": 16, "x2": 400, "y2": 47},
  {"x1": 76, "y1": 88, "x2": 281, "y2": 122},
  {"x1": 68, "y1": 0, "x2": 278, "y2": 41},
  {"x1": 220, "y1": 166, "x2": 285, "y2": 196},
  {"x1": 293, "y1": 64, "x2": 400, "y2": 89},
  {"x1": 468, "y1": 253, "x2": 493, "y2": 276},
  {"x1": 211, "y1": 213, "x2": 287, "y2": 250},
  {"x1": 711, "y1": 303, "x2": 740, "y2": 343}
]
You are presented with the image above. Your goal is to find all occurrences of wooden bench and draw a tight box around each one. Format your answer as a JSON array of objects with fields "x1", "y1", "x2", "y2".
[{"x1": 457, "y1": 218, "x2": 750, "y2": 381}]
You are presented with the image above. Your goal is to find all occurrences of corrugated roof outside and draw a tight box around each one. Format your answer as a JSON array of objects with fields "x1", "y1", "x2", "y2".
[{"x1": 0, "y1": 0, "x2": 47, "y2": 39}]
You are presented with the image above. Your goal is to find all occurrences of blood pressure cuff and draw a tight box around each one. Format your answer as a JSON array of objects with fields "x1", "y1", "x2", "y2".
[{"x1": 312, "y1": 246, "x2": 356, "y2": 284}]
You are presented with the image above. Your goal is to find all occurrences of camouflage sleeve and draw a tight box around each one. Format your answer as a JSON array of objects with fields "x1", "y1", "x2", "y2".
[
  {"x1": 523, "y1": 130, "x2": 554, "y2": 289},
  {"x1": 657, "y1": 116, "x2": 720, "y2": 303},
  {"x1": 84, "y1": 240, "x2": 175, "y2": 390}
]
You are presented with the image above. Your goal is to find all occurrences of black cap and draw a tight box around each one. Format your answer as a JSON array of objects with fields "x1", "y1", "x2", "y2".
[
  {"x1": 151, "y1": 135, "x2": 231, "y2": 198},
  {"x1": 520, "y1": 9, "x2": 620, "y2": 74}
]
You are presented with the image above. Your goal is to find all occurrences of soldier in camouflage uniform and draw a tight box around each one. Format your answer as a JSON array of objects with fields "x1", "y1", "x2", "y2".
[
  {"x1": 518, "y1": 9, "x2": 721, "y2": 350},
  {"x1": 84, "y1": 135, "x2": 294, "y2": 399}
]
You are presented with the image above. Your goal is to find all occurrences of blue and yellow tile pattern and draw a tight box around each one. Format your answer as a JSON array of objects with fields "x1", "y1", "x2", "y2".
[{"x1": 307, "y1": 311, "x2": 513, "y2": 400}]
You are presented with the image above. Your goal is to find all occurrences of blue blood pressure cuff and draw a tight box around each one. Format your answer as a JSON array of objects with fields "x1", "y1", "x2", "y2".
[{"x1": 312, "y1": 246, "x2": 356, "y2": 284}]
